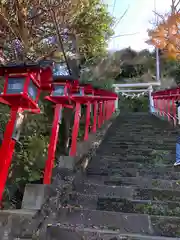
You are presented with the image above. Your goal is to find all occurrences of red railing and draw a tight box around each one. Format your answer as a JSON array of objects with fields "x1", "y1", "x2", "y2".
[{"x1": 151, "y1": 87, "x2": 180, "y2": 126}]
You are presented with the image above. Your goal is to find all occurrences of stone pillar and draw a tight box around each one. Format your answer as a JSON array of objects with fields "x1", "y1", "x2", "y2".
[
  {"x1": 177, "y1": 104, "x2": 180, "y2": 125},
  {"x1": 21, "y1": 184, "x2": 54, "y2": 210},
  {"x1": 115, "y1": 98, "x2": 119, "y2": 110},
  {"x1": 58, "y1": 155, "x2": 75, "y2": 170},
  {"x1": 114, "y1": 87, "x2": 119, "y2": 111},
  {"x1": 148, "y1": 85, "x2": 154, "y2": 113}
]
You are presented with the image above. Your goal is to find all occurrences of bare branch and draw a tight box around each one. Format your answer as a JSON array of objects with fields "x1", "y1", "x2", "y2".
[
  {"x1": 113, "y1": 5, "x2": 130, "y2": 29},
  {"x1": 111, "y1": 32, "x2": 140, "y2": 39}
]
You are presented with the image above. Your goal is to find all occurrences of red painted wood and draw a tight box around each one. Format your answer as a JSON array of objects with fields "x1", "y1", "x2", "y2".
[
  {"x1": 43, "y1": 104, "x2": 62, "y2": 184},
  {"x1": 70, "y1": 102, "x2": 81, "y2": 156},
  {"x1": 84, "y1": 102, "x2": 91, "y2": 141}
]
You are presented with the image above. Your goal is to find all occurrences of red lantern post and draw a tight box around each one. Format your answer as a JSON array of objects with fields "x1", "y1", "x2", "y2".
[
  {"x1": 92, "y1": 101, "x2": 98, "y2": 133},
  {"x1": 82, "y1": 84, "x2": 94, "y2": 141},
  {"x1": 0, "y1": 63, "x2": 42, "y2": 202},
  {"x1": 98, "y1": 102, "x2": 103, "y2": 128},
  {"x1": 44, "y1": 80, "x2": 75, "y2": 184},
  {"x1": 167, "y1": 98, "x2": 171, "y2": 121},
  {"x1": 94, "y1": 88, "x2": 117, "y2": 124},
  {"x1": 69, "y1": 84, "x2": 94, "y2": 155}
]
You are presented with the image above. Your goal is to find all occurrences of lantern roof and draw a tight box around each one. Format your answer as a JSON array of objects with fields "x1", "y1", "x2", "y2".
[
  {"x1": 94, "y1": 88, "x2": 117, "y2": 99},
  {"x1": 0, "y1": 97, "x2": 10, "y2": 106},
  {"x1": 81, "y1": 83, "x2": 93, "y2": 89},
  {"x1": 53, "y1": 76, "x2": 79, "y2": 85},
  {"x1": 0, "y1": 61, "x2": 54, "y2": 76},
  {"x1": 0, "y1": 63, "x2": 41, "y2": 75},
  {"x1": 80, "y1": 83, "x2": 94, "y2": 94},
  {"x1": 39, "y1": 60, "x2": 53, "y2": 68}
]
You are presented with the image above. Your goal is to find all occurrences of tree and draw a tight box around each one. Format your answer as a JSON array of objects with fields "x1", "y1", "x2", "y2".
[
  {"x1": 73, "y1": 0, "x2": 114, "y2": 60},
  {"x1": 146, "y1": 0, "x2": 180, "y2": 60},
  {"x1": 0, "y1": 0, "x2": 113, "y2": 63}
]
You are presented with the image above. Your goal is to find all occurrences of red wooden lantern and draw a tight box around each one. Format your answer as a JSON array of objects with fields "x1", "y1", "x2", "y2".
[
  {"x1": 0, "y1": 64, "x2": 41, "y2": 112},
  {"x1": 80, "y1": 84, "x2": 94, "y2": 140},
  {"x1": 69, "y1": 83, "x2": 97, "y2": 154},
  {"x1": 82, "y1": 84, "x2": 94, "y2": 101},
  {"x1": 93, "y1": 88, "x2": 117, "y2": 127},
  {"x1": 46, "y1": 82, "x2": 71, "y2": 105},
  {"x1": 43, "y1": 77, "x2": 77, "y2": 184},
  {"x1": 45, "y1": 73, "x2": 79, "y2": 105},
  {"x1": 39, "y1": 61, "x2": 53, "y2": 91},
  {"x1": 68, "y1": 84, "x2": 84, "y2": 156},
  {"x1": 0, "y1": 63, "x2": 46, "y2": 203},
  {"x1": 70, "y1": 85, "x2": 84, "y2": 101},
  {"x1": 43, "y1": 56, "x2": 80, "y2": 184}
]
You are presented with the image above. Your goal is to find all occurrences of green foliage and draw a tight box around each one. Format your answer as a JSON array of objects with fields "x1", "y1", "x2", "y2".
[
  {"x1": 0, "y1": 0, "x2": 114, "y2": 63},
  {"x1": 164, "y1": 60, "x2": 180, "y2": 84},
  {"x1": 74, "y1": 0, "x2": 114, "y2": 59},
  {"x1": 92, "y1": 79, "x2": 115, "y2": 90},
  {"x1": 119, "y1": 95, "x2": 149, "y2": 112}
]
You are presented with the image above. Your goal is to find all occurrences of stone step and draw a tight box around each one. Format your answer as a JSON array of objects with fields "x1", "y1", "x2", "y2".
[
  {"x1": 57, "y1": 208, "x2": 153, "y2": 235},
  {"x1": 118, "y1": 132, "x2": 176, "y2": 135},
  {"x1": 73, "y1": 183, "x2": 134, "y2": 199},
  {"x1": 93, "y1": 154, "x2": 174, "y2": 161},
  {"x1": 151, "y1": 215, "x2": 180, "y2": 237},
  {"x1": 101, "y1": 141, "x2": 176, "y2": 146},
  {"x1": 107, "y1": 123, "x2": 176, "y2": 128},
  {"x1": 69, "y1": 193, "x2": 180, "y2": 217},
  {"x1": 104, "y1": 131, "x2": 177, "y2": 136},
  {"x1": 105, "y1": 139, "x2": 176, "y2": 144},
  {"x1": 87, "y1": 164, "x2": 178, "y2": 174},
  {"x1": 97, "y1": 199, "x2": 180, "y2": 217},
  {"x1": 91, "y1": 153, "x2": 175, "y2": 164},
  {"x1": 73, "y1": 182, "x2": 180, "y2": 202},
  {"x1": 97, "y1": 144, "x2": 176, "y2": 155},
  {"x1": 116, "y1": 123, "x2": 172, "y2": 127},
  {"x1": 103, "y1": 139, "x2": 176, "y2": 145},
  {"x1": 103, "y1": 142, "x2": 175, "y2": 146},
  {"x1": 115, "y1": 123, "x2": 176, "y2": 128},
  {"x1": 108, "y1": 127, "x2": 177, "y2": 132},
  {"x1": 79, "y1": 176, "x2": 180, "y2": 191},
  {"x1": 110, "y1": 136, "x2": 174, "y2": 141},
  {"x1": 107, "y1": 131, "x2": 178, "y2": 136},
  {"x1": 121, "y1": 119, "x2": 170, "y2": 123},
  {"x1": 97, "y1": 146, "x2": 162, "y2": 151},
  {"x1": 57, "y1": 208, "x2": 180, "y2": 237},
  {"x1": 97, "y1": 145, "x2": 175, "y2": 152},
  {"x1": 114, "y1": 128, "x2": 172, "y2": 131},
  {"x1": 89, "y1": 162, "x2": 175, "y2": 171},
  {"x1": 117, "y1": 123, "x2": 172, "y2": 125},
  {"x1": 46, "y1": 225, "x2": 180, "y2": 240},
  {"x1": 102, "y1": 137, "x2": 176, "y2": 143},
  {"x1": 87, "y1": 167, "x2": 180, "y2": 180}
]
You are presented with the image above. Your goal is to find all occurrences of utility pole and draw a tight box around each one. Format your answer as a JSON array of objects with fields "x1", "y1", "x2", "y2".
[
  {"x1": 156, "y1": 48, "x2": 160, "y2": 83},
  {"x1": 154, "y1": 0, "x2": 160, "y2": 83}
]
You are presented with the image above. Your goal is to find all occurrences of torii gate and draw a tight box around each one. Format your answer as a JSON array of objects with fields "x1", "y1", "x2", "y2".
[{"x1": 113, "y1": 82, "x2": 161, "y2": 112}]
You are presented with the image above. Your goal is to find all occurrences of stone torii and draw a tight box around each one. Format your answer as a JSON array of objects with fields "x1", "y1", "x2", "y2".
[{"x1": 113, "y1": 82, "x2": 161, "y2": 112}]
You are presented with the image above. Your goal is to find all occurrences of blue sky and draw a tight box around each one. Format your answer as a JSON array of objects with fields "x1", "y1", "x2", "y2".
[{"x1": 104, "y1": 0, "x2": 172, "y2": 51}]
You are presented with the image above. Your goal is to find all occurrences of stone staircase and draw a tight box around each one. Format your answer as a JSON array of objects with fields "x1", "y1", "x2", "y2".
[{"x1": 47, "y1": 113, "x2": 180, "y2": 240}]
